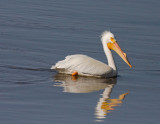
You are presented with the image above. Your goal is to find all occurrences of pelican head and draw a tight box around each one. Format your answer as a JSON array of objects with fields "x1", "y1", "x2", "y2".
[{"x1": 101, "y1": 31, "x2": 132, "y2": 68}]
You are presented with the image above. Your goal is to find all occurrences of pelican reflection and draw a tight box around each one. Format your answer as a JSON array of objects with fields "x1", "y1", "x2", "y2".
[
  {"x1": 54, "y1": 74, "x2": 116, "y2": 93},
  {"x1": 53, "y1": 74, "x2": 129, "y2": 120}
]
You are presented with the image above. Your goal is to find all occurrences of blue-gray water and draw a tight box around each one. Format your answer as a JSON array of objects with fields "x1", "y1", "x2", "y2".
[{"x1": 0, "y1": 0, "x2": 160, "y2": 124}]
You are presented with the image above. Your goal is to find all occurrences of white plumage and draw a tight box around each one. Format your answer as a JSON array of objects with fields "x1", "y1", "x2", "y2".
[
  {"x1": 51, "y1": 31, "x2": 132, "y2": 78},
  {"x1": 51, "y1": 54, "x2": 113, "y2": 77}
]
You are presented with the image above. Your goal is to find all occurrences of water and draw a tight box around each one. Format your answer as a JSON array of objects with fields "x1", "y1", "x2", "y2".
[{"x1": 0, "y1": 0, "x2": 160, "y2": 123}]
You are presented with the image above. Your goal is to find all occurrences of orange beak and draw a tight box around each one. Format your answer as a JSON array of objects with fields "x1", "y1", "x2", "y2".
[{"x1": 107, "y1": 41, "x2": 132, "y2": 68}]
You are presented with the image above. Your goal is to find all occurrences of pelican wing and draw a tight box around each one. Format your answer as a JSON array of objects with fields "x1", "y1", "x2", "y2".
[{"x1": 51, "y1": 54, "x2": 113, "y2": 77}]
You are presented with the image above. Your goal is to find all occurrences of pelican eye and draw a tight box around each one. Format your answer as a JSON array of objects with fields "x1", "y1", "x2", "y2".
[{"x1": 110, "y1": 37, "x2": 115, "y2": 42}]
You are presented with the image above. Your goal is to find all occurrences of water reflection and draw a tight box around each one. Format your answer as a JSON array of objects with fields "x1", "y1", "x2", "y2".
[
  {"x1": 54, "y1": 74, "x2": 116, "y2": 93},
  {"x1": 95, "y1": 88, "x2": 129, "y2": 120},
  {"x1": 53, "y1": 74, "x2": 129, "y2": 121}
]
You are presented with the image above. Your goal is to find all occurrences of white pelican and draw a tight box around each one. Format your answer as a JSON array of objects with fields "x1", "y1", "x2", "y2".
[{"x1": 51, "y1": 31, "x2": 132, "y2": 78}]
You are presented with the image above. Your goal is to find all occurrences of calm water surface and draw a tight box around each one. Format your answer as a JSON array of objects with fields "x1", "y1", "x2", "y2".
[{"x1": 0, "y1": 0, "x2": 160, "y2": 124}]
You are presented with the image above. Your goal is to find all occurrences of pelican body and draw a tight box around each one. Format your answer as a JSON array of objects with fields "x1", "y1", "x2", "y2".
[{"x1": 51, "y1": 31, "x2": 132, "y2": 78}]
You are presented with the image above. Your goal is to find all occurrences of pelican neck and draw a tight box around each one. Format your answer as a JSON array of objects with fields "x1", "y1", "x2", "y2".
[{"x1": 102, "y1": 41, "x2": 117, "y2": 72}]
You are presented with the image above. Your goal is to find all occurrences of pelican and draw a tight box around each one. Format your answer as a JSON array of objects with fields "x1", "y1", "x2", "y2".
[{"x1": 51, "y1": 31, "x2": 132, "y2": 78}]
